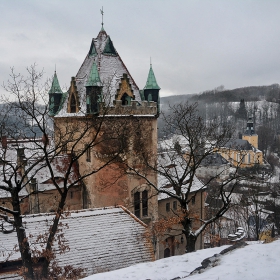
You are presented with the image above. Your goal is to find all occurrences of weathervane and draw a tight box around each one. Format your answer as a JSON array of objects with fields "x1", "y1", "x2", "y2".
[{"x1": 100, "y1": 7, "x2": 104, "y2": 29}]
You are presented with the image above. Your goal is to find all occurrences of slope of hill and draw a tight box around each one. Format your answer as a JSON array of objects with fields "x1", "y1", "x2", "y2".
[
  {"x1": 161, "y1": 84, "x2": 280, "y2": 106},
  {"x1": 83, "y1": 240, "x2": 280, "y2": 280}
]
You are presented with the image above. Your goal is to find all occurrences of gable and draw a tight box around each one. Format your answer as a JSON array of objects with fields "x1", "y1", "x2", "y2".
[
  {"x1": 116, "y1": 73, "x2": 135, "y2": 101},
  {"x1": 67, "y1": 78, "x2": 80, "y2": 114}
]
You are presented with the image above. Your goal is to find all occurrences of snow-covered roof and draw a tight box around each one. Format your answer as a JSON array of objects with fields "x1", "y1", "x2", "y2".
[
  {"x1": 0, "y1": 206, "x2": 154, "y2": 277},
  {"x1": 157, "y1": 152, "x2": 204, "y2": 200},
  {"x1": 200, "y1": 153, "x2": 229, "y2": 166},
  {"x1": 56, "y1": 30, "x2": 140, "y2": 117},
  {"x1": 222, "y1": 139, "x2": 253, "y2": 150},
  {"x1": 158, "y1": 134, "x2": 189, "y2": 152}
]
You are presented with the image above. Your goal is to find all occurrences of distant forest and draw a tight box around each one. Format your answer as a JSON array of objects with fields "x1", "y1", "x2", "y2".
[
  {"x1": 161, "y1": 84, "x2": 280, "y2": 106},
  {"x1": 159, "y1": 84, "x2": 280, "y2": 163}
]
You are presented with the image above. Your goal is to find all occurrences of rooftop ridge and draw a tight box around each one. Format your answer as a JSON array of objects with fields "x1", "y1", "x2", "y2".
[
  {"x1": 20, "y1": 206, "x2": 121, "y2": 220},
  {"x1": 118, "y1": 205, "x2": 148, "y2": 228}
]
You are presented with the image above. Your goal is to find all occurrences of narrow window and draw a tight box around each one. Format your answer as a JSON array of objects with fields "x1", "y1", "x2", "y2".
[
  {"x1": 142, "y1": 190, "x2": 148, "y2": 216},
  {"x1": 134, "y1": 192, "x2": 140, "y2": 218},
  {"x1": 70, "y1": 191, "x2": 73, "y2": 199},
  {"x1": 248, "y1": 153, "x2": 251, "y2": 164},
  {"x1": 86, "y1": 145, "x2": 91, "y2": 162},
  {"x1": 191, "y1": 196, "x2": 196, "y2": 205},
  {"x1": 70, "y1": 95, "x2": 76, "y2": 113},
  {"x1": 173, "y1": 201, "x2": 177, "y2": 210},
  {"x1": 166, "y1": 202, "x2": 170, "y2": 212}
]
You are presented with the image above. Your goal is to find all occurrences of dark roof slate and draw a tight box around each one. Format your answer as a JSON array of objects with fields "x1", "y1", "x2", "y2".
[
  {"x1": 223, "y1": 139, "x2": 253, "y2": 151},
  {"x1": 200, "y1": 153, "x2": 229, "y2": 166}
]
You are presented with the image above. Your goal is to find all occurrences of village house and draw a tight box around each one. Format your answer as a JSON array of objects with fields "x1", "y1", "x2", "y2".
[{"x1": 157, "y1": 175, "x2": 205, "y2": 258}]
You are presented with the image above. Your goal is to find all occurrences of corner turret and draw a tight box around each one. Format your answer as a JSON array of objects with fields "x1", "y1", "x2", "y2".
[
  {"x1": 143, "y1": 64, "x2": 160, "y2": 114},
  {"x1": 48, "y1": 71, "x2": 63, "y2": 116}
]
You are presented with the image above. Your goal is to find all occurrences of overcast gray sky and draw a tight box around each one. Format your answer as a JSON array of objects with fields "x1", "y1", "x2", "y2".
[{"x1": 1, "y1": 0, "x2": 280, "y2": 97}]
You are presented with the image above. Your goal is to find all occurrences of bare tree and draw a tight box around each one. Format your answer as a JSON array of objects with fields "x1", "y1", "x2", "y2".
[
  {"x1": 0, "y1": 65, "x2": 135, "y2": 279},
  {"x1": 126, "y1": 102, "x2": 252, "y2": 253}
]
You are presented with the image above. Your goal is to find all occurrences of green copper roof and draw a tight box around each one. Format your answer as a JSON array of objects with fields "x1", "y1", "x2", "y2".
[
  {"x1": 88, "y1": 40, "x2": 97, "y2": 56},
  {"x1": 86, "y1": 62, "x2": 102, "y2": 87},
  {"x1": 48, "y1": 72, "x2": 63, "y2": 94},
  {"x1": 144, "y1": 65, "x2": 160, "y2": 90},
  {"x1": 102, "y1": 36, "x2": 117, "y2": 56}
]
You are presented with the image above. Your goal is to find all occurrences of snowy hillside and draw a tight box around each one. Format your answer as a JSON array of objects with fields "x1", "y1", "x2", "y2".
[{"x1": 83, "y1": 240, "x2": 280, "y2": 280}]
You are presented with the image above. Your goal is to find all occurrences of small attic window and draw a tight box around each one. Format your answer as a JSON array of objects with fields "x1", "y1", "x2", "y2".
[{"x1": 70, "y1": 95, "x2": 76, "y2": 113}]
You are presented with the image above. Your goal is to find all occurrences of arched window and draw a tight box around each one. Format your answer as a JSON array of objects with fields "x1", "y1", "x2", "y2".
[
  {"x1": 121, "y1": 93, "x2": 131, "y2": 105},
  {"x1": 164, "y1": 248, "x2": 170, "y2": 258}
]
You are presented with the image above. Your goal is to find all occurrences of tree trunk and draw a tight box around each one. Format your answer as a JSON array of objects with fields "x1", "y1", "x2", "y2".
[
  {"x1": 41, "y1": 192, "x2": 67, "y2": 278},
  {"x1": 12, "y1": 191, "x2": 34, "y2": 279},
  {"x1": 181, "y1": 216, "x2": 198, "y2": 253},
  {"x1": 186, "y1": 234, "x2": 197, "y2": 253}
]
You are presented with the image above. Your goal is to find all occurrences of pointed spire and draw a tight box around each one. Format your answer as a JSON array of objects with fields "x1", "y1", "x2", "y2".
[
  {"x1": 48, "y1": 71, "x2": 63, "y2": 94},
  {"x1": 144, "y1": 64, "x2": 160, "y2": 90},
  {"x1": 100, "y1": 6, "x2": 105, "y2": 31},
  {"x1": 103, "y1": 36, "x2": 117, "y2": 56},
  {"x1": 86, "y1": 62, "x2": 102, "y2": 87}
]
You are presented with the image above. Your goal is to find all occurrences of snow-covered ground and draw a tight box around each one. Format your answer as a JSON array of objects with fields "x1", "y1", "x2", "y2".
[{"x1": 83, "y1": 240, "x2": 280, "y2": 280}]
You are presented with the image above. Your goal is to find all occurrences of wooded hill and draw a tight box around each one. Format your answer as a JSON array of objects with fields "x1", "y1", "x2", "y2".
[
  {"x1": 159, "y1": 84, "x2": 280, "y2": 160},
  {"x1": 161, "y1": 84, "x2": 280, "y2": 106}
]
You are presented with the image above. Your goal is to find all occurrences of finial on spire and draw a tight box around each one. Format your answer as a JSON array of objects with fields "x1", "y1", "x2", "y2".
[
  {"x1": 55, "y1": 64, "x2": 56, "y2": 73},
  {"x1": 100, "y1": 7, "x2": 104, "y2": 31},
  {"x1": 150, "y1": 57, "x2": 152, "y2": 67}
]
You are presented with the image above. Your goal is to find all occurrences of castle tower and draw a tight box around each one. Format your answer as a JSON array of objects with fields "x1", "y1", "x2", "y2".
[
  {"x1": 50, "y1": 27, "x2": 159, "y2": 223},
  {"x1": 242, "y1": 117, "x2": 258, "y2": 149}
]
